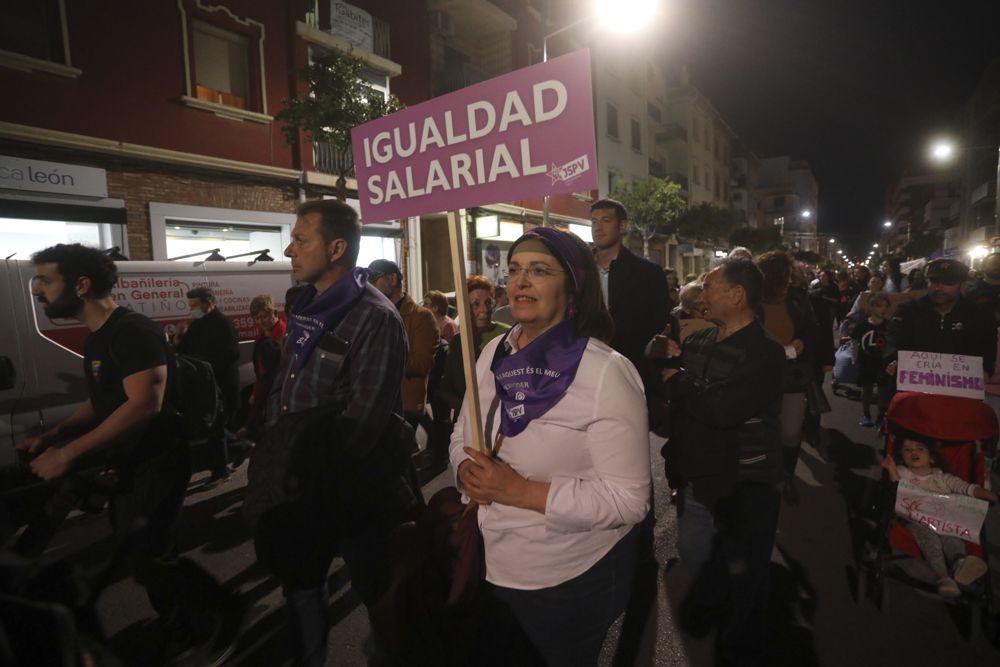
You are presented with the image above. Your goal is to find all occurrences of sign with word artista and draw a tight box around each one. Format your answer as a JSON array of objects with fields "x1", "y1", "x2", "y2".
[
  {"x1": 351, "y1": 49, "x2": 598, "y2": 222},
  {"x1": 896, "y1": 351, "x2": 985, "y2": 400},
  {"x1": 0, "y1": 155, "x2": 108, "y2": 198},
  {"x1": 894, "y1": 481, "x2": 989, "y2": 545}
]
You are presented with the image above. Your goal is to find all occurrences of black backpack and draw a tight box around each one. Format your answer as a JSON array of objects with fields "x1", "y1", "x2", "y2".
[
  {"x1": 106, "y1": 311, "x2": 223, "y2": 440},
  {"x1": 173, "y1": 353, "x2": 224, "y2": 440}
]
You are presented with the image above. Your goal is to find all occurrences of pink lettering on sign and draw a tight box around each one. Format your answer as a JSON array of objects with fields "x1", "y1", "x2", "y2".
[{"x1": 351, "y1": 50, "x2": 598, "y2": 223}]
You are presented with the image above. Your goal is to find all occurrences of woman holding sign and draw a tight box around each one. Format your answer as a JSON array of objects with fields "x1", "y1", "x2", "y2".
[{"x1": 449, "y1": 228, "x2": 651, "y2": 665}]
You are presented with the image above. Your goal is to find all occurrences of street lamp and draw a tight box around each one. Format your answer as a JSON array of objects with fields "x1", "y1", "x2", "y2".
[
  {"x1": 802, "y1": 209, "x2": 812, "y2": 219},
  {"x1": 883, "y1": 220, "x2": 892, "y2": 228},
  {"x1": 541, "y1": 0, "x2": 661, "y2": 225},
  {"x1": 828, "y1": 238, "x2": 835, "y2": 243},
  {"x1": 928, "y1": 137, "x2": 1000, "y2": 237}
]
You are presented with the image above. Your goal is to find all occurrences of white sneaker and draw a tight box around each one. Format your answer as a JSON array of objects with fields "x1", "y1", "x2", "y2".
[
  {"x1": 953, "y1": 556, "x2": 989, "y2": 586},
  {"x1": 937, "y1": 577, "x2": 961, "y2": 598}
]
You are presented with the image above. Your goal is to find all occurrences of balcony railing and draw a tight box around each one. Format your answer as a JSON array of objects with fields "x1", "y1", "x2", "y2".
[
  {"x1": 667, "y1": 172, "x2": 689, "y2": 190},
  {"x1": 656, "y1": 123, "x2": 687, "y2": 144},
  {"x1": 314, "y1": 141, "x2": 355, "y2": 178},
  {"x1": 439, "y1": 61, "x2": 489, "y2": 95},
  {"x1": 373, "y1": 18, "x2": 390, "y2": 59},
  {"x1": 648, "y1": 158, "x2": 667, "y2": 179}
]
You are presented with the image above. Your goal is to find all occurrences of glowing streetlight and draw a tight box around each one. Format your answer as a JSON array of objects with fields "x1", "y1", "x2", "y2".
[
  {"x1": 873, "y1": 243, "x2": 879, "y2": 248},
  {"x1": 542, "y1": 0, "x2": 660, "y2": 226},
  {"x1": 929, "y1": 140, "x2": 956, "y2": 163},
  {"x1": 837, "y1": 250, "x2": 843, "y2": 255},
  {"x1": 801, "y1": 209, "x2": 812, "y2": 219},
  {"x1": 595, "y1": 0, "x2": 660, "y2": 32},
  {"x1": 828, "y1": 238, "x2": 835, "y2": 243},
  {"x1": 883, "y1": 220, "x2": 892, "y2": 228}
]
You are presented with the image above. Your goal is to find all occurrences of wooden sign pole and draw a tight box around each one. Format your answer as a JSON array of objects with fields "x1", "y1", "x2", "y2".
[{"x1": 447, "y1": 209, "x2": 486, "y2": 454}]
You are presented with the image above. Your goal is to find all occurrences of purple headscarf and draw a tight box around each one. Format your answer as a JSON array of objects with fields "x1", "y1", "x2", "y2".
[{"x1": 508, "y1": 227, "x2": 586, "y2": 295}]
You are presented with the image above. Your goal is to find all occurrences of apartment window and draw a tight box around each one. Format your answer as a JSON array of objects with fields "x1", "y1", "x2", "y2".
[
  {"x1": 774, "y1": 196, "x2": 786, "y2": 207},
  {"x1": 647, "y1": 103, "x2": 661, "y2": 123},
  {"x1": 714, "y1": 136, "x2": 720, "y2": 158},
  {"x1": 608, "y1": 170, "x2": 622, "y2": 194},
  {"x1": 0, "y1": 0, "x2": 82, "y2": 78},
  {"x1": 692, "y1": 164, "x2": 700, "y2": 185},
  {"x1": 1, "y1": 1, "x2": 64, "y2": 62},
  {"x1": 180, "y1": 0, "x2": 268, "y2": 119},
  {"x1": 703, "y1": 127, "x2": 709, "y2": 146},
  {"x1": 607, "y1": 103, "x2": 619, "y2": 140},
  {"x1": 630, "y1": 119, "x2": 641, "y2": 152},
  {"x1": 714, "y1": 173, "x2": 720, "y2": 197},
  {"x1": 192, "y1": 20, "x2": 251, "y2": 109},
  {"x1": 692, "y1": 117, "x2": 700, "y2": 143}
]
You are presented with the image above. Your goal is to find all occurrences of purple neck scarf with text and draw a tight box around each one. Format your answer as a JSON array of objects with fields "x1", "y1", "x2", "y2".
[
  {"x1": 490, "y1": 319, "x2": 589, "y2": 437},
  {"x1": 288, "y1": 268, "x2": 368, "y2": 370}
]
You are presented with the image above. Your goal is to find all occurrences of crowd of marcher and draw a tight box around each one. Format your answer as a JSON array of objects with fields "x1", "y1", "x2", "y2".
[{"x1": 3, "y1": 196, "x2": 1000, "y2": 667}]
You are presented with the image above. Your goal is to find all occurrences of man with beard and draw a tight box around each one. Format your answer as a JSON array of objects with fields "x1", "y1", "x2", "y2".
[
  {"x1": 649, "y1": 259, "x2": 785, "y2": 666},
  {"x1": 366, "y1": 259, "x2": 438, "y2": 432},
  {"x1": 885, "y1": 258, "x2": 997, "y2": 385},
  {"x1": 17, "y1": 243, "x2": 240, "y2": 665}
]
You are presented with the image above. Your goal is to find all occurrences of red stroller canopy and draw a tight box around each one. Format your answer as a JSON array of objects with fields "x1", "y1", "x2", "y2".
[{"x1": 886, "y1": 391, "x2": 998, "y2": 442}]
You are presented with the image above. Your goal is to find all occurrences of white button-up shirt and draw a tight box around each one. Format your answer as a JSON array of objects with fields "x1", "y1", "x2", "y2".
[{"x1": 450, "y1": 326, "x2": 651, "y2": 590}]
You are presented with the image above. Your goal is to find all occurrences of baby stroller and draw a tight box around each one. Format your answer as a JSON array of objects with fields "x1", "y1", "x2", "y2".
[
  {"x1": 832, "y1": 314, "x2": 863, "y2": 393},
  {"x1": 856, "y1": 391, "x2": 999, "y2": 640}
]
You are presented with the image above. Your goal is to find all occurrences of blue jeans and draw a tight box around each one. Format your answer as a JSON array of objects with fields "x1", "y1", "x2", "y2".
[
  {"x1": 255, "y1": 501, "x2": 389, "y2": 667},
  {"x1": 490, "y1": 526, "x2": 639, "y2": 667},
  {"x1": 677, "y1": 485, "x2": 717, "y2": 579},
  {"x1": 690, "y1": 482, "x2": 781, "y2": 667}
]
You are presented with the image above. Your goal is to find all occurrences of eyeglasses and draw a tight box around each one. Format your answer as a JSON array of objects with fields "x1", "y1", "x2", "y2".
[{"x1": 507, "y1": 264, "x2": 564, "y2": 281}]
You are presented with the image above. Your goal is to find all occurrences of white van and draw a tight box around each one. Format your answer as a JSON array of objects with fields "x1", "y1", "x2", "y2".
[{"x1": 0, "y1": 259, "x2": 293, "y2": 467}]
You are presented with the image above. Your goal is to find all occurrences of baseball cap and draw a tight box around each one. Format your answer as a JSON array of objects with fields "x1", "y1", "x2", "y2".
[
  {"x1": 367, "y1": 259, "x2": 402, "y2": 279},
  {"x1": 924, "y1": 258, "x2": 969, "y2": 284}
]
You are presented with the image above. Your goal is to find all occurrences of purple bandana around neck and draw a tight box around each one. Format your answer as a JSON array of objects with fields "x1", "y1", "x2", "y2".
[
  {"x1": 287, "y1": 267, "x2": 368, "y2": 370},
  {"x1": 490, "y1": 318, "x2": 589, "y2": 437}
]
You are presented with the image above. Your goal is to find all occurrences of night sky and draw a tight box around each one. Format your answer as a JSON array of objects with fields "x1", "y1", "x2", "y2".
[{"x1": 652, "y1": 0, "x2": 1000, "y2": 259}]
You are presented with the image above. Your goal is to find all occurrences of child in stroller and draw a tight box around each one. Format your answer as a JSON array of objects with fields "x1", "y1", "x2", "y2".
[{"x1": 882, "y1": 435, "x2": 998, "y2": 597}]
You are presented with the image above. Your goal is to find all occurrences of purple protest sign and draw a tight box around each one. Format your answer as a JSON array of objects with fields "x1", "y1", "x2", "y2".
[{"x1": 351, "y1": 49, "x2": 597, "y2": 223}]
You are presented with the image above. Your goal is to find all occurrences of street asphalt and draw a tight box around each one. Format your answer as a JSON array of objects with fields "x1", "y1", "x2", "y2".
[{"x1": 35, "y1": 378, "x2": 1000, "y2": 665}]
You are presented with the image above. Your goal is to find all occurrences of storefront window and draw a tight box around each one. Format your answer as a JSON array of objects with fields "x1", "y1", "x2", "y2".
[
  {"x1": 0, "y1": 217, "x2": 117, "y2": 260},
  {"x1": 358, "y1": 234, "x2": 399, "y2": 268},
  {"x1": 165, "y1": 221, "x2": 286, "y2": 262}
]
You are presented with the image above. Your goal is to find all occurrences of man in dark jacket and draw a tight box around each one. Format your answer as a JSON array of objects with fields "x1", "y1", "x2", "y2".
[
  {"x1": 884, "y1": 258, "x2": 997, "y2": 384},
  {"x1": 653, "y1": 258, "x2": 785, "y2": 667},
  {"x1": 591, "y1": 198, "x2": 670, "y2": 425},
  {"x1": 177, "y1": 286, "x2": 240, "y2": 484}
]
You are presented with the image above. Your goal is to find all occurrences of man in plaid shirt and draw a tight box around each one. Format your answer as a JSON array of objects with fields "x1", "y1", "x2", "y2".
[{"x1": 253, "y1": 199, "x2": 407, "y2": 667}]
